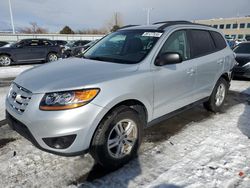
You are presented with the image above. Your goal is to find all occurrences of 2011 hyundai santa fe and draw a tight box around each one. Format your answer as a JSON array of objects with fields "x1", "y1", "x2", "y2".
[{"x1": 5, "y1": 21, "x2": 236, "y2": 169}]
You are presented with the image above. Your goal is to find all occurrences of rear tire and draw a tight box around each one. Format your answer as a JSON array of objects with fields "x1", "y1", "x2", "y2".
[
  {"x1": 0, "y1": 55, "x2": 11, "y2": 66},
  {"x1": 203, "y1": 77, "x2": 229, "y2": 112},
  {"x1": 90, "y1": 106, "x2": 143, "y2": 170},
  {"x1": 46, "y1": 53, "x2": 58, "y2": 62}
]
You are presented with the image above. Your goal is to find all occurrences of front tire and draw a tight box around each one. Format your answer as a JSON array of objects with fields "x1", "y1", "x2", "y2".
[
  {"x1": 203, "y1": 77, "x2": 229, "y2": 112},
  {"x1": 90, "y1": 106, "x2": 143, "y2": 170},
  {"x1": 0, "y1": 55, "x2": 11, "y2": 66},
  {"x1": 46, "y1": 53, "x2": 58, "y2": 62}
]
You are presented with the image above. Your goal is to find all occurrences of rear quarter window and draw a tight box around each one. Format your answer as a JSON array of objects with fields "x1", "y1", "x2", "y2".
[
  {"x1": 210, "y1": 31, "x2": 227, "y2": 50},
  {"x1": 189, "y1": 29, "x2": 216, "y2": 58}
]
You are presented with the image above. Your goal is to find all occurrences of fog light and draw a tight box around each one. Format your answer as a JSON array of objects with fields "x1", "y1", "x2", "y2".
[{"x1": 43, "y1": 134, "x2": 76, "y2": 149}]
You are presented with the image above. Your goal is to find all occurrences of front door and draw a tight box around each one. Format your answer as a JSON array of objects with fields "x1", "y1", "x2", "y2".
[{"x1": 153, "y1": 30, "x2": 196, "y2": 119}]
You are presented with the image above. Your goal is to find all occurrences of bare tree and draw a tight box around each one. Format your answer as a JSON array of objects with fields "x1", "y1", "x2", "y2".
[
  {"x1": 104, "y1": 12, "x2": 124, "y2": 32},
  {"x1": 20, "y1": 22, "x2": 48, "y2": 34},
  {"x1": 75, "y1": 27, "x2": 108, "y2": 34}
]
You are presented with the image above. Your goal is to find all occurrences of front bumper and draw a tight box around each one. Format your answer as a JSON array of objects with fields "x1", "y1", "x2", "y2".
[{"x1": 5, "y1": 93, "x2": 108, "y2": 156}]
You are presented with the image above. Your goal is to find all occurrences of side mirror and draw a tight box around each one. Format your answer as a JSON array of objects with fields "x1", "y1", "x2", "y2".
[{"x1": 155, "y1": 52, "x2": 183, "y2": 66}]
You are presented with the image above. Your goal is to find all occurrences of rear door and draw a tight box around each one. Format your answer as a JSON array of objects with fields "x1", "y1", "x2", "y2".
[
  {"x1": 153, "y1": 30, "x2": 196, "y2": 119},
  {"x1": 188, "y1": 29, "x2": 224, "y2": 101}
]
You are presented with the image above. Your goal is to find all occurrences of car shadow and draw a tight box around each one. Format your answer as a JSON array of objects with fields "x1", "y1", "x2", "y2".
[
  {"x1": 237, "y1": 87, "x2": 250, "y2": 138},
  {"x1": 71, "y1": 88, "x2": 250, "y2": 187}
]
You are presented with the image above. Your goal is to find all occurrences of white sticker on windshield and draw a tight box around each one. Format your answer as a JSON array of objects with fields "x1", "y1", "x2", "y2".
[{"x1": 142, "y1": 32, "x2": 163, "y2": 37}]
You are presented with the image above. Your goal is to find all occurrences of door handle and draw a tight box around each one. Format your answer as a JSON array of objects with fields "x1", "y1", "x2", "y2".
[
  {"x1": 186, "y1": 68, "x2": 195, "y2": 75},
  {"x1": 217, "y1": 59, "x2": 224, "y2": 64}
]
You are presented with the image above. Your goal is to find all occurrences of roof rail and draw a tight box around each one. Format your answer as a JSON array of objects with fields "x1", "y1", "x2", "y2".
[
  {"x1": 119, "y1": 25, "x2": 139, "y2": 30},
  {"x1": 153, "y1": 20, "x2": 211, "y2": 30},
  {"x1": 153, "y1": 20, "x2": 191, "y2": 25}
]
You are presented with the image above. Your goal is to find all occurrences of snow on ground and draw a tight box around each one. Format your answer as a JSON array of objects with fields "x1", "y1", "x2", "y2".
[
  {"x1": 0, "y1": 80, "x2": 249, "y2": 188},
  {"x1": 0, "y1": 65, "x2": 34, "y2": 79}
]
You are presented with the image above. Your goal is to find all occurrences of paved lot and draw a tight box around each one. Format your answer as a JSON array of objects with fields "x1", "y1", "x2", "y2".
[{"x1": 0, "y1": 80, "x2": 249, "y2": 187}]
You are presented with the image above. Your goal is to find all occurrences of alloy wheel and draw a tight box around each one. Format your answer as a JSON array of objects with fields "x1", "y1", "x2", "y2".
[
  {"x1": 215, "y1": 83, "x2": 226, "y2": 106},
  {"x1": 0, "y1": 56, "x2": 11, "y2": 66},
  {"x1": 107, "y1": 119, "x2": 138, "y2": 159},
  {"x1": 48, "y1": 54, "x2": 58, "y2": 62}
]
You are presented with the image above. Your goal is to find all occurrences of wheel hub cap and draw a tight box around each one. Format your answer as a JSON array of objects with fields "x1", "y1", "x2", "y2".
[
  {"x1": 49, "y1": 54, "x2": 58, "y2": 62},
  {"x1": 0, "y1": 56, "x2": 11, "y2": 66},
  {"x1": 107, "y1": 119, "x2": 138, "y2": 159},
  {"x1": 215, "y1": 83, "x2": 226, "y2": 106}
]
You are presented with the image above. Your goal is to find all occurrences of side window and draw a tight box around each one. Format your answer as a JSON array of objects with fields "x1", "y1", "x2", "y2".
[
  {"x1": 27, "y1": 40, "x2": 39, "y2": 47},
  {"x1": 159, "y1": 30, "x2": 190, "y2": 60},
  {"x1": 210, "y1": 31, "x2": 227, "y2": 50},
  {"x1": 189, "y1": 30, "x2": 216, "y2": 58},
  {"x1": 17, "y1": 40, "x2": 27, "y2": 47},
  {"x1": 39, "y1": 40, "x2": 52, "y2": 46}
]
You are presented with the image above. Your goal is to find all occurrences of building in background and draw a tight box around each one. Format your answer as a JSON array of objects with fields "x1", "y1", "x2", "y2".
[{"x1": 194, "y1": 16, "x2": 250, "y2": 40}]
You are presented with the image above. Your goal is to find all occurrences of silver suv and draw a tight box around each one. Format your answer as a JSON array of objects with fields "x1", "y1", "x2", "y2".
[{"x1": 6, "y1": 21, "x2": 236, "y2": 169}]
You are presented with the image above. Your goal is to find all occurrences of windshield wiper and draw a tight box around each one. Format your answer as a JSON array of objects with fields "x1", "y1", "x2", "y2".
[{"x1": 86, "y1": 56, "x2": 108, "y2": 62}]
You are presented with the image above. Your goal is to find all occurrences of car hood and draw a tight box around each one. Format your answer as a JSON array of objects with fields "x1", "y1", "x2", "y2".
[
  {"x1": 14, "y1": 58, "x2": 139, "y2": 93},
  {"x1": 0, "y1": 46, "x2": 12, "y2": 50}
]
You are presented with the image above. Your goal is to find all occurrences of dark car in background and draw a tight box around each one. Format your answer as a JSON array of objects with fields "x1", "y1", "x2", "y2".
[
  {"x1": 62, "y1": 40, "x2": 91, "y2": 57},
  {"x1": 0, "y1": 41, "x2": 8, "y2": 47},
  {"x1": 233, "y1": 42, "x2": 250, "y2": 79},
  {"x1": 53, "y1": 40, "x2": 68, "y2": 48},
  {"x1": 71, "y1": 40, "x2": 99, "y2": 57},
  {"x1": 54, "y1": 40, "x2": 67, "y2": 46},
  {"x1": 0, "y1": 39, "x2": 61, "y2": 66}
]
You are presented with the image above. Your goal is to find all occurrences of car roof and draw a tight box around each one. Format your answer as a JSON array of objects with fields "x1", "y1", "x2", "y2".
[
  {"x1": 21, "y1": 38, "x2": 51, "y2": 41},
  {"x1": 119, "y1": 20, "x2": 214, "y2": 32}
]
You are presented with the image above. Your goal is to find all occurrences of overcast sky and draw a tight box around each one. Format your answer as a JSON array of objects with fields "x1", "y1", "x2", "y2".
[{"x1": 0, "y1": 0, "x2": 250, "y2": 32}]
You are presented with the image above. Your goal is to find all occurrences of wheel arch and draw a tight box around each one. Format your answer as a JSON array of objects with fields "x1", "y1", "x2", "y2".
[
  {"x1": 106, "y1": 99, "x2": 148, "y2": 124},
  {"x1": 0, "y1": 53, "x2": 13, "y2": 60},
  {"x1": 88, "y1": 99, "x2": 149, "y2": 150},
  {"x1": 220, "y1": 72, "x2": 231, "y2": 83},
  {"x1": 0, "y1": 53, "x2": 14, "y2": 65},
  {"x1": 47, "y1": 51, "x2": 59, "y2": 56}
]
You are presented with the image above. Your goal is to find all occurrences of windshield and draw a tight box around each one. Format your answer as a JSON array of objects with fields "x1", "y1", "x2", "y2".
[
  {"x1": 10, "y1": 42, "x2": 18, "y2": 47},
  {"x1": 83, "y1": 30, "x2": 163, "y2": 64},
  {"x1": 233, "y1": 43, "x2": 250, "y2": 54},
  {"x1": 65, "y1": 41, "x2": 75, "y2": 48}
]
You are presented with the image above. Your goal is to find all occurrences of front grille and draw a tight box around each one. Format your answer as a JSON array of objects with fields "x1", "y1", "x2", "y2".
[{"x1": 7, "y1": 83, "x2": 32, "y2": 114}]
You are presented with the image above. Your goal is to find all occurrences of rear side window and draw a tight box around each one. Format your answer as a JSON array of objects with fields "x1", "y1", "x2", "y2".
[
  {"x1": 210, "y1": 31, "x2": 227, "y2": 50},
  {"x1": 189, "y1": 30, "x2": 216, "y2": 58}
]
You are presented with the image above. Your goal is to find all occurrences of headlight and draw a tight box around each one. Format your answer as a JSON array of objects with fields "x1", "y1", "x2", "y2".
[{"x1": 39, "y1": 89, "x2": 100, "y2": 111}]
